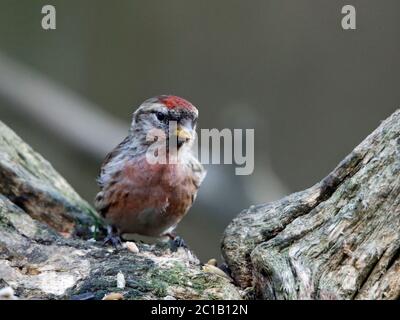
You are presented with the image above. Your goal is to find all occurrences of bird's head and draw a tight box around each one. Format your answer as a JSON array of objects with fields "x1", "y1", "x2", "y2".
[{"x1": 131, "y1": 95, "x2": 198, "y2": 150}]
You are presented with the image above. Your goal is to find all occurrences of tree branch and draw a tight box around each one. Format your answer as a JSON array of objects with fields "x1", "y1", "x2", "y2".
[{"x1": 1, "y1": 109, "x2": 399, "y2": 300}]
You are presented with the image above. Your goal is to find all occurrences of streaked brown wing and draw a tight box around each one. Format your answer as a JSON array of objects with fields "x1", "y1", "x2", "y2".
[{"x1": 97, "y1": 135, "x2": 131, "y2": 188}]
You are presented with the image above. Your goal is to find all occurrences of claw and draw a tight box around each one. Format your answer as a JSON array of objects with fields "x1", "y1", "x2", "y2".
[
  {"x1": 169, "y1": 236, "x2": 188, "y2": 252},
  {"x1": 103, "y1": 225, "x2": 122, "y2": 249}
]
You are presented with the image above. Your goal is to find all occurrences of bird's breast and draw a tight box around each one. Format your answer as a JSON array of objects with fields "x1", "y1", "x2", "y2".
[{"x1": 103, "y1": 155, "x2": 197, "y2": 236}]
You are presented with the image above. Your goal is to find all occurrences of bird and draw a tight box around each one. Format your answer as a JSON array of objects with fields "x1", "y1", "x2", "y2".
[{"x1": 95, "y1": 95, "x2": 206, "y2": 248}]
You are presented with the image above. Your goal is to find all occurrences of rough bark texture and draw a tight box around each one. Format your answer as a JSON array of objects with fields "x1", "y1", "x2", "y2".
[
  {"x1": 1, "y1": 109, "x2": 399, "y2": 300},
  {"x1": 0, "y1": 122, "x2": 99, "y2": 237},
  {"x1": 0, "y1": 121, "x2": 241, "y2": 300},
  {"x1": 222, "y1": 109, "x2": 400, "y2": 300}
]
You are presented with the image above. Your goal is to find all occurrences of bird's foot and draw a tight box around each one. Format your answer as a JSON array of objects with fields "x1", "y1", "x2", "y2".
[
  {"x1": 103, "y1": 226, "x2": 122, "y2": 249},
  {"x1": 103, "y1": 234, "x2": 122, "y2": 248},
  {"x1": 167, "y1": 234, "x2": 188, "y2": 252}
]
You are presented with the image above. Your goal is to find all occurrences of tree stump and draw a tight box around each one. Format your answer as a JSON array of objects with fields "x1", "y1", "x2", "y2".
[{"x1": 222, "y1": 109, "x2": 400, "y2": 299}]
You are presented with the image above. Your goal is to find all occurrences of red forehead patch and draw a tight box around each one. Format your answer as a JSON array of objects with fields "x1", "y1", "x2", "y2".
[{"x1": 158, "y1": 95, "x2": 197, "y2": 112}]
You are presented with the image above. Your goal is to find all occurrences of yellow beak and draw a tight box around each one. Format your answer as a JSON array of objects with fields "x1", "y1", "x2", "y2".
[{"x1": 175, "y1": 126, "x2": 192, "y2": 142}]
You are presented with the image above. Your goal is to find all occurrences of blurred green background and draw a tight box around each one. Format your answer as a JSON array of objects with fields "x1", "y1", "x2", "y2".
[{"x1": 0, "y1": 0, "x2": 399, "y2": 261}]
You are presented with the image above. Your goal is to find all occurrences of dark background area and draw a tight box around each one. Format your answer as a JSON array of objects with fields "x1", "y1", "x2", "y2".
[{"x1": 0, "y1": 0, "x2": 399, "y2": 261}]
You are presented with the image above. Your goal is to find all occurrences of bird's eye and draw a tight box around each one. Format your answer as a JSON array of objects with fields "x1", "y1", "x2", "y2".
[{"x1": 155, "y1": 112, "x2": 166, "y2": 122}]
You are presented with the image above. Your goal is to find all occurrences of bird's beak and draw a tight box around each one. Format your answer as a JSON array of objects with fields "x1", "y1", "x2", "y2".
[{"x1": 175, "y1": 126, "x2": 192, "y2": 144}]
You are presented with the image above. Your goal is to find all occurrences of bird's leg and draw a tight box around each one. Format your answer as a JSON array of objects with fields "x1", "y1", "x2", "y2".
[
  {"x1": 166, "y1": 232, "x2": 188, "y2": 252},
  {"x1": 103, "y1": 225, "x2": 122, "y2": 248}
]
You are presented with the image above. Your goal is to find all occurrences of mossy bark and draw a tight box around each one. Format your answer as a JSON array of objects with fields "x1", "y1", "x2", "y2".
[{"x1": 222, "y1": 110, "x2": 400, "y2": 300}]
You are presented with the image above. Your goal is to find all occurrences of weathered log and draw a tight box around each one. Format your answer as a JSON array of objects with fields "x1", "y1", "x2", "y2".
[
  {"x1": 1, "y1": 109, "x2": 399, "y2": 300},
  {"x1": 222, "y1": 109, "x2": 400, "y2": 299},
  {"x1": 0, "y1": 121, "x2": 99, "y2": 237},
  {"x1": 0, "y1": 121, "x2": 241, "y2": 300}
]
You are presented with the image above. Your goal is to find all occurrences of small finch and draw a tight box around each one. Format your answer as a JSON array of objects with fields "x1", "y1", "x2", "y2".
[{"x1": 95, "y1": 95, "x2": 206, "y2": 248}]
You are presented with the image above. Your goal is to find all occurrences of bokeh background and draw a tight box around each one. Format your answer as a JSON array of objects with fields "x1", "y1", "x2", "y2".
[{"x1": 0, "y1": 0, "x2": 399, "y2": 261}]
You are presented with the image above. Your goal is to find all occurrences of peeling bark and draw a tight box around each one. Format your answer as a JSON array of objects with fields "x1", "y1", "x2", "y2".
[{"x1": 222, "y1": 109, "x2": 400, "y2": 300}]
